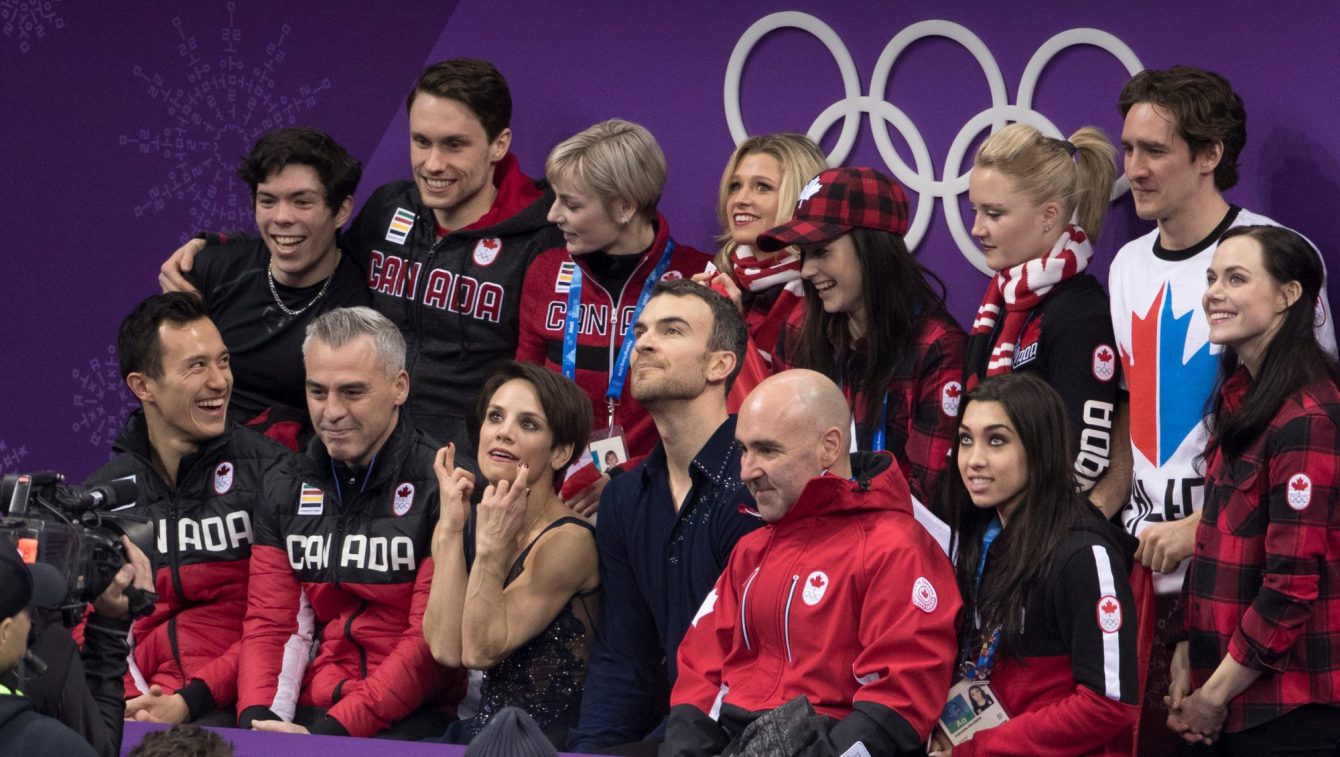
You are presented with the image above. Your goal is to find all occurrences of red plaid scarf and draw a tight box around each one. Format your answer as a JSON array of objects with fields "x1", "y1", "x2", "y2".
[{"x1": 966, "y1": 225, "x2": 1092, "y2": 385}]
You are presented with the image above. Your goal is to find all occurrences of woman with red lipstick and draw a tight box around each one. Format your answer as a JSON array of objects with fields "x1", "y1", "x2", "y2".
[
  {"x1": 1172, "y1": 226, "x2": 1340, "y2": 753},
  {"x1": 423, "y1": 361, "x2": 600, "y2": 748},
  {"x1": 930, "y1": 373, "x2": 1142, "y2": 757},
  {"x1": 964, "y1": 123, "x2": 1127, "y2": 509},
  {"x1": 693, "y1": 133, "x2": 828, "y2": 363},
  {"x1": 515, "y1": 120, "x2": 712, "y2": 493},
  {"x1": 763, "y1": 166, "x2": 966, "y2": 504}
]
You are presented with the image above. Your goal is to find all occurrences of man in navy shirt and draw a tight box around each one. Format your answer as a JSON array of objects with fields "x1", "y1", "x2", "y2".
[{"x1": 570, "y1": 280, "x2": 760, "y2": 754}]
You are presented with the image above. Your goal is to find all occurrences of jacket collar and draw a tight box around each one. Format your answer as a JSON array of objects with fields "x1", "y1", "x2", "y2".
[
  {"x1": 307, "y1": 408, "x2": 415, "y2": 500},
  {"x1": 642, "y1": 414, "x2": 739, "y2": 488},
  {"x1": 774, "y1": 450, "x2": 909, "y2": 526},
  {"x1": 112, "y1": 409, "x2": 233, "y2": 483}
]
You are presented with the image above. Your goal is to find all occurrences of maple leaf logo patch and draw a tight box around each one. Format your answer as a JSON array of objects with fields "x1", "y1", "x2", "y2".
[
  {"x1": 912, "y1": 577, "x2": 938, "y2": 613},
  {"x1": 1287, "y1": 473, "x2": 1312, "y2": 511},
  {"x1": 802, "y1": 570, "x2": 829, "y2": 606},
  {"x1": 1093, "y1": 344, "x2": 1116, "y2": 382},
  {"x1": 213, "y1": 461, "x2": 235, "y2": 495},
  {"x1": 392, "y1": 481, "x2": 415, "y2": 517},
  {"x1": 472, "y1": 237, "x2": 502, "y2": 266},
  {"x1": 1096, "y1": 594, "x2": 1122, "y2": 633},
  {"x1": 941, "y1": 381, "x2": 963, "y2": 417}
]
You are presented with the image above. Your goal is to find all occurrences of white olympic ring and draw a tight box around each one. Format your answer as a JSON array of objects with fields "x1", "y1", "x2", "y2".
[{"x1": 725, "y1": 14, "x2": 1144, "y2": 274}]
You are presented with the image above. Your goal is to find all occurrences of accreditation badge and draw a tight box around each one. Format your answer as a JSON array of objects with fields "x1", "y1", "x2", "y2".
[
  {"x1": 588, "y1": 424, "x2": 629, "y2": 473},
  {"x1": 936, "y1": 678, "x2": 1009, "y2": 746}
]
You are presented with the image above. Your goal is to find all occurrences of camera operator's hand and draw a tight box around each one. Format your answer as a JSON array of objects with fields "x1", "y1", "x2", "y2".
[
  {"x1": 124, "y1": 684, "x2": 188, "y2": 725},
  {"x1": 92, "y1": 537, "x2": 154, "y2": 619}
]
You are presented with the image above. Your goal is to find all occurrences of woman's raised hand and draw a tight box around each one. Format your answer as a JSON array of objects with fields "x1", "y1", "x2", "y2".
[
  {"x1": 475, "y1": 463, "x2": 531, "y2": 559},
  {"x1": 433, "y1": 443, "x2": 475, "y2": 537}
]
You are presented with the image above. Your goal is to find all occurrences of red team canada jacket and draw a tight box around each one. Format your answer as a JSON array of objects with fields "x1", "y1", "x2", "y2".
[
  {"x1": 84, "y1": 413, "x2": 295, "y2": 720},
  {"x1": 515, "y1": 216, "x2": 712, "y2": 458},
  {"x1": 666, "y1": 453, "x2": 961, "y2": 756},
  {"x1": 239, "y1": 414, "x2": 462, "y2": 737},
  {"x1": 955, "y1": 514, "x2": 1147, "y2": 757}
]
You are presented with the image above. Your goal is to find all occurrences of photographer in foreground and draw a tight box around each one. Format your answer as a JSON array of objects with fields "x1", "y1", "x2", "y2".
[{"x1": 2, "y1": 534, "x2": 151, "y2": 757}]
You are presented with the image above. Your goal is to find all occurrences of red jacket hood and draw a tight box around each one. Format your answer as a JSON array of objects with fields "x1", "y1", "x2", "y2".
[{"x1": 775, "y1": 451, "x2": 911, "y2": 525}]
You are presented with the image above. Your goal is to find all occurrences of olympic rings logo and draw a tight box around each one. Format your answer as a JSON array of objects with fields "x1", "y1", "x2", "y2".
[{"x1": 724, "y1": 13, "x2": 1144, "y2": 274}]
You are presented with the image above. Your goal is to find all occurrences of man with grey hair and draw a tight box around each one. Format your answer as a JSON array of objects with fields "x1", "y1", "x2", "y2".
[
  {"x1": 665, "y1": 370, "x2": 960, "y2": 756},
  {"x1": 237, "y1": 306, "x2": 469, "y2": 739}
]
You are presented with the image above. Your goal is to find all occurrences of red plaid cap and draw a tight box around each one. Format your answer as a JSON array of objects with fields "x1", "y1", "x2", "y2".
[{"x1": 756, "y1": 166, "x2": 910, "y2": 252}]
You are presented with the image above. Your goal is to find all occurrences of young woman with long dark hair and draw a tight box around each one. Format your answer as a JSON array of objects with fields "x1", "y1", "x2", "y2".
[
  {"x1": 930, "y1": 373, "x2": 1142, "y2": 756},
  {"x1": 1171, "y1": 225, "x2": 1340, "y2": 753},
  {"x1": 763, "y1": 166, "x2": 966, "y2": 503}
]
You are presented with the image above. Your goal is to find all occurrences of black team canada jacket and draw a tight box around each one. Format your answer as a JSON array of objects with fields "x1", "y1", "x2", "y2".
[
  {"x1": 83, "y1": 411, "x2": 296, "y2": 722},
  {"x1": 346, "y1": 154, "x2": 563, "y2": 446},
  {"x1": 238, "y1": 411, "x2": 464, "y2": 737}
]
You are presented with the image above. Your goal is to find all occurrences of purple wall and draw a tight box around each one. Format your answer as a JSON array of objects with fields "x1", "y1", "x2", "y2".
[{"x1": 3, "y1": 1, "x2": 1337, "y2": 480}]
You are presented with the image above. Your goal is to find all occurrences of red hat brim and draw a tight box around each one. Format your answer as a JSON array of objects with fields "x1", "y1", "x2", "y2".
[{"x1": 756, "y1": 220, "x2": 851, "y2": 252}]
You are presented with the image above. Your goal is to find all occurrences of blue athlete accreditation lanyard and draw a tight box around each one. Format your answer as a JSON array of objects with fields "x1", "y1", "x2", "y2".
[
  {"x1": 834, "y1": 359, "x2": 889, "y2": 453},
  {"x1": 871, "y1": 392, "x2": 888, "y2": 452},
  {"x1": 561, "y1": 240, "x2": 676, "y2": 429}
]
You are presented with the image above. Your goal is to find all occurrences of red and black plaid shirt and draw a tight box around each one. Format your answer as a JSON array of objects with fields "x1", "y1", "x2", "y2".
[
  {"x1": 775, "y1": 304, "x2": 966, "y2": 504},
  {"x1": 1184, "y1": 366, "x2": 1340, "y2": 732}
]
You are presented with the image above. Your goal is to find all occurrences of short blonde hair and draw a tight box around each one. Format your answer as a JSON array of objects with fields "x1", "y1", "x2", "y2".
[
  {"x1": 545, "y1": 119, "x2": 666, "y2": 221},
  {"x1": 973, "y1": 123, "x2": 1117, "y2": 244},
  {"x1": 714, "y1": 133, "x2": 828, "y2": 269}
]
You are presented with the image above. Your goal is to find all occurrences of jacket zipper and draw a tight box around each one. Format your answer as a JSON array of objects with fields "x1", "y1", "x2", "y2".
[
  {"x1": 783, "y1": 575, "x2": 799, "y2": 663},
  {"x1": 334, "y1": 471, "x2": 366, "y2": 675},
  {"x1": 164, "y1": 462, "x2": 195, "y2": 686},
  {"x1": 740, "y1": 567, "x2": 760, "y2": 650},
  {"x1": 578, "y1": 250, "x2": 657, "y2": 396},
  {"x1": 345, "y1": 599, "x2": 369, "y2": 678}
]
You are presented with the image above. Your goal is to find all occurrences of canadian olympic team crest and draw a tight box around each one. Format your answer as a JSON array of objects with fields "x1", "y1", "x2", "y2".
[
  {"x1": 941, "y1": 381, "x2": 962, "y2": 417},
  {"x1": 1093, "y1": 344, "x2": 1116, "y2": 382},
  {"x1": 802, "y1": 570, "x2": 829, "y2": 606},
  {"x1": 725, "y1": 14, "x2": 1145, "y2": 274},
  {"x1": 1096, "y1": 595, "x2": 1122, "y2": 633},
  {"x1": 1287, "y1": 473, "x2": 1312, "y2": 511},
  {"x1": 213, "y1": 461, "x2": 234, "y2": 495},
  {"x1": 473, "y1": 238, "x2": 502, "y2": 266},
  {"x1": 393, "y1": 482, "x2": 415, "y2": 516},
  {"x1": 912, "y1": 576, "x2": 938, "y2": 613}
]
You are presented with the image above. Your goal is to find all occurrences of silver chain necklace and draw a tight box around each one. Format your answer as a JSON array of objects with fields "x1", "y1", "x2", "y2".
[{"x1": 268, "y1": 253, "x2": 336, "y2": 317}]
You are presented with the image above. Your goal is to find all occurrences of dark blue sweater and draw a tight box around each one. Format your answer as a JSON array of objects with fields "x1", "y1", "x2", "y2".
[{"x1": 569, "y1": 416, "x2": 760, "y2": 751}]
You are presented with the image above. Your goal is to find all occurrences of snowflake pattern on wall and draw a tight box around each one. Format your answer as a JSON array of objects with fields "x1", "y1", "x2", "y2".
[
  {"x1": 0, "y1": 440, "x2": 30, "y2": 475},
  {"x1": 1, "y1": 0, "x2": 64, "y2": 54},
  {"x1": 71, "y1": 344, "x2": 138, "y2": 454},
  {"x1": 118, "y1": 1, "x2": 332, "y2": 237}
]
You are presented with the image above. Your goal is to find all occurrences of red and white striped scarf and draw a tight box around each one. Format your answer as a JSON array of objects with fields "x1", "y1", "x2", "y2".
[
  {"x1": 730, "y1": 245, "x2": 802, "y2": 293},
  {"x1": 968, "y1": 225, "x2": 1092, "y2": 381},
  {"x1": 728, "y1": 245, "x2": 804, "y2": 363}
]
